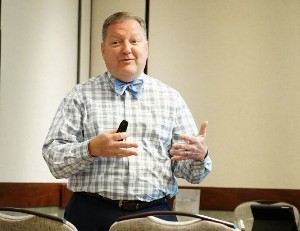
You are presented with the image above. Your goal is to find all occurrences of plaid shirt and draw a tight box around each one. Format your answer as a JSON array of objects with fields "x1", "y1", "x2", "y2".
[{"x1": 42, "y1": 72, "x2": 212, "y2": 201}]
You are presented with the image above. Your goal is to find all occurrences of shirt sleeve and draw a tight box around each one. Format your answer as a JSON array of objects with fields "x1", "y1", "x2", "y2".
[
  {"x1": 172, "y1": 156, "x2": 212, "y2": 184},
  {"x1": 42, "y1": 87, "x2": 95, "y2": 179}
]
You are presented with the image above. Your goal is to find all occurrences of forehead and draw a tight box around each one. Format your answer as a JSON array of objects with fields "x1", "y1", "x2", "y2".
[{"x1": 106, "y1": 19, "x2": 144, "y2": 37}]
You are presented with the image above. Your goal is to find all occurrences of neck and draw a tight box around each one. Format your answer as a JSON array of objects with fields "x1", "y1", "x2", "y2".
[{"x1": 111, "y1": 72, "x2": 144, "y2": 83}]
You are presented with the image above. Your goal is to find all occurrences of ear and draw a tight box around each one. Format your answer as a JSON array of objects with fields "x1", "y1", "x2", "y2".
[
  {"x1": 145, "y1": 41, "x2": 149, "y2": 56},
  {"x1": 101, "y1": 42, "x2": 105, "y2": 57}
]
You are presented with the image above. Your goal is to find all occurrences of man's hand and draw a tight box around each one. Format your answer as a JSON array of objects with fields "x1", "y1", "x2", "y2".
[
  {"x1": 88, "y1": 130, "x2": 139, "y2": 157},
  {"x1": 170, "y1": 121, "x2": 208, "y2": 161}
]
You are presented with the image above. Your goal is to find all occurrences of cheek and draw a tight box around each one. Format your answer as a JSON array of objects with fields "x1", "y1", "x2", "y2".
[
  {"x1": 103, "y1": 50, "x2": 118, "y2": 62},
  {"x1": 142, "y1": 46, "x2": 149, "y2": 60},
  {"x1": 135, "y1": 47, "x2": 148, "y2": 61}
]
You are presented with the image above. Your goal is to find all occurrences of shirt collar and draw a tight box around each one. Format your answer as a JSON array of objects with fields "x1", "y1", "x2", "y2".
[{"x1": 106, "y1": 72, "x2": 146, "y2": 98}]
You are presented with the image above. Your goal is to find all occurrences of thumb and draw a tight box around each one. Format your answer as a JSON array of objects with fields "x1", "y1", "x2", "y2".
[{"x1": 198, "y1": 121, "x2": 208, "y2": 137}]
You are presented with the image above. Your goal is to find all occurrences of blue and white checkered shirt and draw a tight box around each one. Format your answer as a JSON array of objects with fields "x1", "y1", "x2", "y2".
[{"x1": 42, "y1": 72, "x2": 212, "y2": 201}]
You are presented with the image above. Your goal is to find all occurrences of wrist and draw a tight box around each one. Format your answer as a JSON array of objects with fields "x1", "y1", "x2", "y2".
[
  {"x1": 201, "y1": 150, "x2": 208, "y2": 162},
  {"x1": 88, "y1": 139, "x2": 97, "y2": 157}
]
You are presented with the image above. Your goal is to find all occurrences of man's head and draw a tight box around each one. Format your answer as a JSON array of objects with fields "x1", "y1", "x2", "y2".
[{"x1": 101, "y1": 12, "x2": 148, "y2": 82}]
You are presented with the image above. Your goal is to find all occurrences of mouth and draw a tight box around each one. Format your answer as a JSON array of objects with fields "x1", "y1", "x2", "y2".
[
  {"x1": 120, "y1": 57, "x2": 134, "y2": 62},
  {"x1": 120, "y1": 59, "x2": 134, "y2": 64}
]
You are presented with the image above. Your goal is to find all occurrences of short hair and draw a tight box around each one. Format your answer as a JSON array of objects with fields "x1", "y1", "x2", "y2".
[{"x1": 102, "y1": 12, "x2": 147, "y2": 41}]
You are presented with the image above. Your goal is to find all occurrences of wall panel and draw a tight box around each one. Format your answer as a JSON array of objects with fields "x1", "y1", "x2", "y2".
[
  {"x1": 1, "y1": 0, "x2": 299, "y2": 191},
  {"x1": 90, "y1": 0, "x2": 146, "y2": 76},
  {"x1": 0, "y1": 0, "x2": 79, "y2": 182},
  {"x1": 148, "y1": 0, "x2": 300, "y2": 189},
  {"x1": 1, "y1": 183, "x2": 300, "y2": 212}
]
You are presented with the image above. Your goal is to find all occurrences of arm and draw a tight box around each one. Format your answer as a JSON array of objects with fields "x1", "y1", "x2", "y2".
[
  {"x1": 42, "y1": 89, "x2": 95, "y2": 179},
  {"x1": 168, "y1": 94, "x2": 212, "y2": 184},
  {"x1": 42, "y1": 88, "x2": 139, "y2": 179}
]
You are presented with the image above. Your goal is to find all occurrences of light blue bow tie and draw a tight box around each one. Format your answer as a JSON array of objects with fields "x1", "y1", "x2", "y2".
[{"x1": 114, "y1": 79, "x2": 144, "y2": 99}]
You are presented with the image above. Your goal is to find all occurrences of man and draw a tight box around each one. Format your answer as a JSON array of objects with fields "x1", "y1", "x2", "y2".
[{"x1": 43, "y1": 12, "x2": 212, "y2": 231}]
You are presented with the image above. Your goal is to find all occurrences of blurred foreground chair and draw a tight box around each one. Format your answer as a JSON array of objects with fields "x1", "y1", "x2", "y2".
[
  {"x1": 234, "y1": 200, "x2": 299, "y2": 231},
  {"x1": 109, "y1": 211, "x2": 238, "y2": 231},
  {"x1": 0, "y1": 207, "x2": 78, "y2": 231}
]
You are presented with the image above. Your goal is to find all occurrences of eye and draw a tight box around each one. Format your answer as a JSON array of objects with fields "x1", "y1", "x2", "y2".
[
  {"x1": 112, "y1": 40, "x2": 120, "y2": 46},
  {"x1": 131, "y1": 39, "x2": 140, "y2": 45}
]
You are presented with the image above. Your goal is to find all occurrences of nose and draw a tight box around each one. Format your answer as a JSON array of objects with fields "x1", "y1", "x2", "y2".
[{"x1": 122, "y1": 41, "x2": 132, "y2": 55}]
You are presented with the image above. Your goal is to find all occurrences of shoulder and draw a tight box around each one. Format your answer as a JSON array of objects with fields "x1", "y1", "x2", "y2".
[
  {"x1": 69, "y1": 73, "x2": 107, "y2": 94},
  {"x1": 144, "y1": 75, "x2": 182, "y2": 98},
  {"x1": 76, "y1": 74, "x2": 106, "y2": 90},
  {"x1": 60, "y1": 73, "x2": 107, "y2": 104}
]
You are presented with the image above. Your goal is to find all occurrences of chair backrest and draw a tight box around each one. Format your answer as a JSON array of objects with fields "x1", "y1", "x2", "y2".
[
  {"x1": 109, "y1": 211, "x2": 238, "y2": 231},
  {"x1": 234, "y1": 201, "x2": 299, "y2": 231},
  {"x1": 0, "y1": 207, "x2": 78, "y2": 231}
]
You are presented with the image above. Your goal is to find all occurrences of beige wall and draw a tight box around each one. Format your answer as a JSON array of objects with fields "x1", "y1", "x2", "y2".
[
  {"x1": 1, "y1": 0, "x2": 299, "y2": 189},
  {"x1": 90, "y1": 0, "x2": 146, "y2": 76},
  {"x1": 0, "y1": 0, "x2": 79, "y2": 181},
  {"x1": 147, "y1": 0, "x2": 300, "y2": 189},
  {"x1": 90, "y1": 0, "x2": 300, "y2": 189}
]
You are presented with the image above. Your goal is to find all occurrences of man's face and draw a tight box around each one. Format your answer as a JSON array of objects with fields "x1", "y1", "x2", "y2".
[{"x1": 101, "y1": 19, "x2": 148, "y2": 82}]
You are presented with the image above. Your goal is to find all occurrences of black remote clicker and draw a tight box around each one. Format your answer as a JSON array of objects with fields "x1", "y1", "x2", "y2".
[{"x1": 117, "y1": 120, "x2": 128, "y2": 141}]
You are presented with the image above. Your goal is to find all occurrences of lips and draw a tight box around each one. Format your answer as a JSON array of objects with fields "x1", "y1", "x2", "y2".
[
  {"x1": 120, "y1": 58, "x2": 135, "y2": 65},
  {"x1": 121, "y1": 58, "x2": 134, "y2": 61}
]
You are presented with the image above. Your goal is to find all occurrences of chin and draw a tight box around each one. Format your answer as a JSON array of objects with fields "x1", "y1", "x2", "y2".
[{"x1": 119, "y1": 71, "x2": 141, "y2": 81}]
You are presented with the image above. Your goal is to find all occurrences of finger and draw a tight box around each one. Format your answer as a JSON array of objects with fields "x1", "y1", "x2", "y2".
[
  {"x1": 198, "y1": 121, "x2": 208, "y2": 137},
  {"x1": 115, "y1": 148, "x2": 138, "y2": 157},
  {"x1": 105, "y1": 129, "x2": 117, "y2": 134},
  {"x1": 112, "y1": 132, "x2": 128, "y2": 141},
  {"x1": 172, "y1": 142, "x2": 190, "y2": 150},
  {"x1": 116, "y1": 152, "x2": 138, "y2": 157},
  {"x1": 170, "y1": 155, "x2": 191, "y2": 161},
  {"x1": 169, "y1": 149, "x2": 191, "y2": 157},
  {"x1": 115, "y1": 141, "x2": 139, "y2": 149}
]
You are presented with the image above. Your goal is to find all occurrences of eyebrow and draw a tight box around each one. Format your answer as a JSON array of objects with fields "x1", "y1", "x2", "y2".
[{"x1": 108, "y1": 29, "x2": 145, "y2": 38}]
